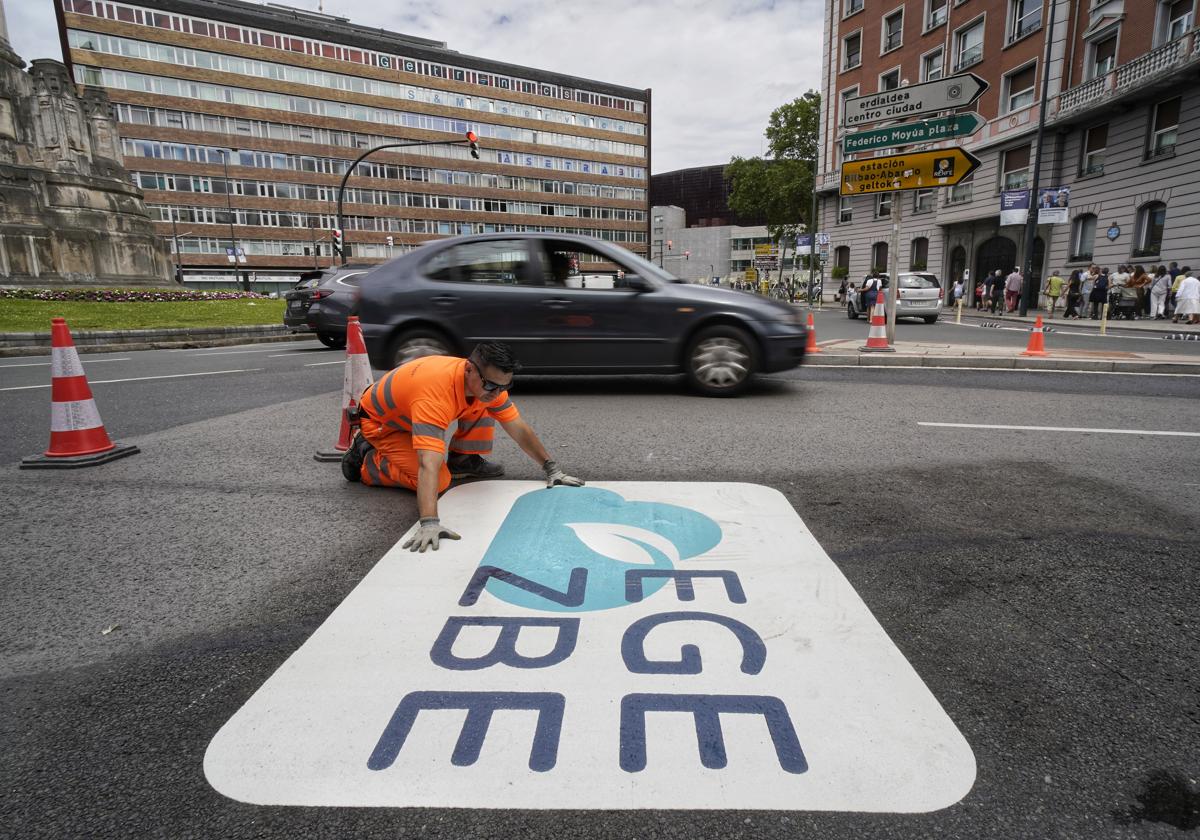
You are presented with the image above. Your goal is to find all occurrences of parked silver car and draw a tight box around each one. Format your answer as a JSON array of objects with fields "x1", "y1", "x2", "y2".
[{"x1": 846, "y1": 272, "x2": 943, "y2": 323}]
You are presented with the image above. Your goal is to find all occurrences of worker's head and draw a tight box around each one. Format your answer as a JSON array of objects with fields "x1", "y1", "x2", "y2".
[{"x1": 467, "y1": 342, "x2": 519, "y2": 399}]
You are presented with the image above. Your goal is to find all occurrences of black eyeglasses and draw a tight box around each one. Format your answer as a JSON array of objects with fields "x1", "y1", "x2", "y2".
[{"x1": 470, "y1": 359, "x2": 512, "y2": 393}]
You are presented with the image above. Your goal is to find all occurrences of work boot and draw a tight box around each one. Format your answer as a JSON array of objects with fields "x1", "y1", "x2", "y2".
[
  {"x1": 447, "y1": 453, "x2": 504, "y2": 479},
  {"x1": 341, "y1": 434, "x2": 374, "y2": 482}
]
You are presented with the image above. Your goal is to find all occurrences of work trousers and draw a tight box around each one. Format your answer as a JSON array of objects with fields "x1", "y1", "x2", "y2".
[{"x1": 358, "y1": 414, "x2": 496, "y2": 491}]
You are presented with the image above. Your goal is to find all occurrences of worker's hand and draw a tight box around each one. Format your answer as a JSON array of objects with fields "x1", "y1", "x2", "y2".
[
  {"x1": 543, "y1": 460, "x2": 585, "y2": 488},
  {"x1": 403, "y1": 517, "x2": 461, "y2": 553}
]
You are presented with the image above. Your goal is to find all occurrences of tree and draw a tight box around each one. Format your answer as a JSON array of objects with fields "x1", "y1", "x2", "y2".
[{"x1": 726, "y1": 91, "x2": 821, "y2": 288}]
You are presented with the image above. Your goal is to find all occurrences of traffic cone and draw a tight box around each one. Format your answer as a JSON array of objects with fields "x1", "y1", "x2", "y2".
[
  {"x1": 1021, "y1": 315, "x2": 1048, "y2": 357},
  {"x1": 859, "y1": 292, "x2": 895, "y2": 352},
  {"x1": 315, "y1": 316, "x2": 375, "y2": 462},
  {"x1": 804, "y1": 312, "x2": 822, "y2": 354},
  {"x1": 20, "y1": 318, "x2": 139, "y2": 469}
]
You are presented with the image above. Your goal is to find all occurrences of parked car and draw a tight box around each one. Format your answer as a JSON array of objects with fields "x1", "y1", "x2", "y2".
[
  {"x1": 845, "y1": 272, "x2": 943, "y2": 323},
  {"x1": 356, "y1": 233, "x2": 808, "y2": 396},
  {"x1": 282, "y1": 264, "x2": 373, "y2": 348}
]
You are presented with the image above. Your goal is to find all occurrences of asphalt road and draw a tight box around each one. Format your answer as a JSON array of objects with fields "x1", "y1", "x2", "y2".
[{"x1": 2, "y1": 350, "x2": 1198, "y2": 838}]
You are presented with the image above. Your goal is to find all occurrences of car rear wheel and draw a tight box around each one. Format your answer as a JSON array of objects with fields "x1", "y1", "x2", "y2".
[
  {"x1": 685, "y1": 325, "x2": 756, "y2": 397},
  {"x1": 316, "y1": 331, "x2": 346, "y2": 349},
  {"x1": 387, "y1": 328, "x2": 452, "y2": 369},
  {"x1": 922, "y1": 316, "x2": 938, "y2": 324}
]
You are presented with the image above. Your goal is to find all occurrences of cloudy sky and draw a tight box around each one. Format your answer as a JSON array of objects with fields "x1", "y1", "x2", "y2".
[{"x1": 8, "y1": 0, "x2": 822, "y2": 173}]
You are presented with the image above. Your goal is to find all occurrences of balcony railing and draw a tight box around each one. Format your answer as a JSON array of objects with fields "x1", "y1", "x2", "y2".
[{"x1": 1055, "y1": 28, "x2": 1200, "y2": 118}]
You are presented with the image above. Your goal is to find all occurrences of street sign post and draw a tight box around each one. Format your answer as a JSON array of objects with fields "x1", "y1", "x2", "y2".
[
  {"x1": 839, "y1": 148, "x2": 981, "y2": 196},
  {"x1": 841, "y1": 74, "x2": 987, "y2": 128},
  {"x1": 843, "y1": 113, "x2": 985, "y2": 155}
]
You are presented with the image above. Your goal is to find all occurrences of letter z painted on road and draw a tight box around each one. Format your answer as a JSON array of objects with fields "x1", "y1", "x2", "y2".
[{"x1": 204, "y1": 482, "x2": 976, "y2": 811}]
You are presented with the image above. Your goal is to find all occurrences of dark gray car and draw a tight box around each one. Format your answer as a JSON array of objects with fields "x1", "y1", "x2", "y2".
[
  {"x1": 283, "y1": 264, "x2": 373, "y2": 348},
  {"x1": 357, "y1": 233, "x2": 807, "y2": 396}
]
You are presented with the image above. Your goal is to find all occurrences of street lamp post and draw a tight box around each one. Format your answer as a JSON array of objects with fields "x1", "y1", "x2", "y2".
[
  {"x1": 336, "y1": 132, "x2": 479, "y2": 266},
  {"x1": 168, "y1": 210, "x2": 192, "y2": 284},
  {"x1": 218, "y1": 149, "x2": 248, "y2": 292},
  {"x1": 1018, "y1": 0, "x2": 1059, "y2": 316},
  {"x1": 809, "y1": 152, "x2": 819, "y2": 306}
]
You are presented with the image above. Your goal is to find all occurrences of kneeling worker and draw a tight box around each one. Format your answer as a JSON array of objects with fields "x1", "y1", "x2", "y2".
[{"x1": 342, "y1": 341, "x2": 584, "y2": 552}]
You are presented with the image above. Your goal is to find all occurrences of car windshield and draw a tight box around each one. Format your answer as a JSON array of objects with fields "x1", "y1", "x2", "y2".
[{"x1": 899, "y1": 274, "x2": 939, "y2": 289}]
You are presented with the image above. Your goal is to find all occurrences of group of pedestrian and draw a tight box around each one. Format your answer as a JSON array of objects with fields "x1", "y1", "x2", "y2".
[
  {"x1": 1053, "y1": 262, "x2": 1199, "y2": 322},
  {"x1": 970, "y1": 269, "x2": 1023, "y2": 314}
]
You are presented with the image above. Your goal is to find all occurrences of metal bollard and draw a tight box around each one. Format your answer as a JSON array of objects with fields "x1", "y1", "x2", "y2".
[
  {"x1": 956, "y1": 298, "x2": 963, "y2": 324},
  {"x1": 1100, "y1": 303, "x2": 1109, "y2": 335}
]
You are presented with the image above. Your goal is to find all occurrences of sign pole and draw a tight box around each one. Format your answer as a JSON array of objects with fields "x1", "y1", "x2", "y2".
[
  {"x1": 1018, "y1": 0, "x2": 1058, "y2": 317},
  {"x1": 887, "y1": 191, "x2": 901, "y2": 345}
]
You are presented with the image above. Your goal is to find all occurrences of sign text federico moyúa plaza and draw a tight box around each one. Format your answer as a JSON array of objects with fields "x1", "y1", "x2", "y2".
[
  {"x1": 843, "y1": 113, "x2": 985, "y2": 155},
  {"x1": 205, "y1": 483, "x2": 975, "y2": 810}
]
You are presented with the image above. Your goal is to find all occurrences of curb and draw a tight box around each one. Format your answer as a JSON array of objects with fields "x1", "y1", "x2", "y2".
[
  {"x1": 0, "y1": 324, "x2": 310, "y2": 357},
  {"x1": 805, "y1": 352, "x2": 1200, "y2": 374}
]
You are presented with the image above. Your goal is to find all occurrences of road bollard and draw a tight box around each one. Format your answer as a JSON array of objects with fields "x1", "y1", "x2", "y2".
[
  {"x1": 1100, "y1": 303, "x2": 1109, "y2": 335},
  {"x1": 956, "y1": 298, "x2": 963, "y2": 324}
]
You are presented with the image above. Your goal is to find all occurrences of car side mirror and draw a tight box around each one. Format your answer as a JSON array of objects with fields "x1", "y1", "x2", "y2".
[{"x1": 623, "y1": 273, "x2": 652, "y2": 292}]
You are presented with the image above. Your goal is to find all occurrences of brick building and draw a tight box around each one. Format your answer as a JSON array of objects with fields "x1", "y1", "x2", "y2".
[
  {"x1": 817, "y1": 0, "x2": 1199, "y2": 299},
  {"x1": 56, "y1": 0, "x2": 650, "y2": 290}
]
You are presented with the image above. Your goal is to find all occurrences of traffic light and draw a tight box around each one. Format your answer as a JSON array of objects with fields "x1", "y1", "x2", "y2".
[
  {"x1": 331, "y1": 228, "x2": 342, "y2": 253},
  {"x1": 466, "y1": 130, "x2": 479, "y2": 159},
  {"x1": 386, "y1": 235, "x2": 394, "y2": 247}
]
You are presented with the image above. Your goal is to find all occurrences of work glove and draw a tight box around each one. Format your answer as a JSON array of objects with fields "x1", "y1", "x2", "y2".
[
  {"x1": 543, "y1": 460, "x2": 585, "y2": 488},
  {"x1": 403, "y1": 517, "x2": 461, "y2": 553}
]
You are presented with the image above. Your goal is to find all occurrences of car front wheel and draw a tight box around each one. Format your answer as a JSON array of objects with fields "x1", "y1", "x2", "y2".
[
  {"x1": 387, "y1": 328, "x2": 453, "y2": 369},
  {"x1": 685, "y1": 325, "x2": 756, "y2": 397},
  {"x1": 316, "y1": 331, "x2": 346, "y2": 349}
]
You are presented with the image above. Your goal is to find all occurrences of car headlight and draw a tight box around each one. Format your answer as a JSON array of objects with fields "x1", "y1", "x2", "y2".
[{"x1": 773, "y1": 311, "x2": 804, "y2": 327}]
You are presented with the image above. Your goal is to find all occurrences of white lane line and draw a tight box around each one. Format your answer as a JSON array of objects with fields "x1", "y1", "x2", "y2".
[
  {"x1": 919, "y1": 422, "x2": 1200, "y2": 438},
  {"x1": 805, "y1": 364, "x2": 1200, "y2": 377},
  {"x1": 0, "y1": 368, "x2": 262, "y2": 391},
  {"x1": 188, "y1": 348, "x2": 297, "y2": 357},
  {"x1": 0, "y1": 357, "x2": 131, "y2": 369},
  {"x1": 268, "y1": 351, "x2": 321, "y2": 357},
  {"x1": 304, "y1": 360, "x2": 345, "y2": 367}
]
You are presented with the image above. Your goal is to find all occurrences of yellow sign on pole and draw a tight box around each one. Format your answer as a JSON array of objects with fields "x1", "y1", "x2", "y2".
[
  {"x1": 839, "y1": 148, "x2": 981, "y2": 196},
  {"x1": 745, "y1": 267, "x2": 758, "y2": 281}
]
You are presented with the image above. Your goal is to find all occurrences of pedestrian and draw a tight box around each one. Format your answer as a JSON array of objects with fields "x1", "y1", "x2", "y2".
[
  {"x1": 1080, "y1": 266, "x2": 1095, "y2": 317},
  {"x1": 1064, "y1": 269, "x2": 1083, "y2": 319},
  {"x1": 975, "y1": 278, "x2": 986, "y2": 310},
  {"x1": 861, "y1": 271, "x2": 882, "y2": 313},
  {"x1": 1043, "y1": 268, "x2": 1065, "y2": 317},
  {"x1": 341, "y1": 342, "x2": 585, "y2": 552},
  {"x1": 1150, "y1": 265, "x2": 1171, "y2": 319},
  {"x1": 836, "y1": 276, "x2": 847, "y2": 303},
  {"x1": 1175, "y1": 272, "x2": 1200, "y2": 325},
  {"x1": 1170, "y1": 270, "x2": 1186, "y2": 320},
  {"x1": 1129, "y1": 264, "x2": 1150, "y2": 317},
  {"x1": 1004, "y1": 267, "x2": 1023, "y2": 313},
  {"x1": 1089, "y1": 266, "x2": 1108, "y2": 319},
  {"x1": 952, "y1": 278, "x2": 965, "y2": 308}
]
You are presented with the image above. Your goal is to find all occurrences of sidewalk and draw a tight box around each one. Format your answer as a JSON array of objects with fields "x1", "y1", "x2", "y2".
[
  {"x1": 0, "y1": 323, "x2": 309, "y2": 357},
  {"x1": 955, "y1": 308, "x2": 1200, "y2": 337}
]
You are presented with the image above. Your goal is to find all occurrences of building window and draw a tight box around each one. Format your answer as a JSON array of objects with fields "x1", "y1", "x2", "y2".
[
  {"x1": 1149, "y1": 97, "x2": 1180, "y2": 158},
  {"x1": 914, "y1": 189, "x2": 934, "y2": 213},
  {"x1": 871, "y1": 242, "x2": 889, "y2": 272},
  {"x1": 910, "y1": 237, "x2": 929, "y2": 270},
  {"x1": 876, "y1": 193, "x2": 893, "y2": 217},
  {"x1": 1070, "y1": 214, "x2": 1097, "y2": 260},
  {"x1": 955, "y1": 19, "x2": 984, "y2": 70},
  {"x1": 883, "y1": 10, "x2": 905, "y2": 52},
  {"x1": 1089, "y1": 34, "x2": 1117, "y2": 79},
  {"x1": 835, "y1": 246, "x2": 850, "y2": 271},
  {"x1": 880, "y1": 69, "x2": 901, "y2": 91},
  {"x1": 949, "y1": 172, "x2": 974, "y2": 203},
  {"x1": 1004, "y1": 63, "x2": 1037, "y2": 112},
  {"x1": 1160, "y1": 0, "x2": 1194, "y2": 43},
  {"x1": 1002, "y1": 145, "x2": 1031, "y2": 190},
  {"x1": 843, "y1": 31, "x2": 862, "y2": 70},
  {"x1": 1081, "y1": 124, "x2": 1107, "y2": 175},
  {"x1": 839, "y1": 195, "x2": 854, "y2": 223},
  {"x1": 844, "y1": 0, "x2": 864, "y2": 16},
  {"x1": 922, "y1": 48, "x2": 945, "y2": 81},
  {"x1": 1134, "y1": 202, "x2": 1167, "y2": 257},
  {"x1": 927, "y1": 0, "x2": 948, "y2": 29},
  {"x1": 1009, "y1": 0, "x2": 1042, "y2": 42}
]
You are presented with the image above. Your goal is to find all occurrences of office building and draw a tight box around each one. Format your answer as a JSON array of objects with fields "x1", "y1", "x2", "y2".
[
  {"x1": 56, "y1": 0, "x2": 650, "y2": 290},
  {"x1": 817, "y1": 0, "x2": 1199, "y2": 296}
]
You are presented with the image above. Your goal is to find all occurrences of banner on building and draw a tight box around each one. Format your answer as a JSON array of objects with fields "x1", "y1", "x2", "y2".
[
  {"x1": 999, "y1": 190, "x2": 1029, "y2": 226},
  {"x1": 1036, "y1": 186, "x2": 1070, "y2": 225}
]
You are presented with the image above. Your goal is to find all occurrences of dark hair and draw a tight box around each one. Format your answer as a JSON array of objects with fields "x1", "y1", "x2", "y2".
[{"x1": 470, "y1": 341, "x2": 521, "y2": 374}]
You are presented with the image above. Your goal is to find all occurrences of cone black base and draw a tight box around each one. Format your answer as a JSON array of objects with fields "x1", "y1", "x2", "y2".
[
  {"x1": 20, "y1": 442, "x2": 140, "y2": 470},
  {"x1": 313, "y1": 449, "x2": 346, "y2": 462},
  {"x1": 858, "y1": 346, "x2": 896, "y2": 353}
]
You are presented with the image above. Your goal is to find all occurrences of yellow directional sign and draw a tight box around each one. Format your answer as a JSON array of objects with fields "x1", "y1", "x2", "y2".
[{"x1": 839, "y1": 148, "x2": 981, "y2": 196}]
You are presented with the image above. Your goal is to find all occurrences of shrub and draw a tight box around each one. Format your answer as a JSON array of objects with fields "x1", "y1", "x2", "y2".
[{"x1": 0, "y1": 288, "x2": 268, "y2": 302}]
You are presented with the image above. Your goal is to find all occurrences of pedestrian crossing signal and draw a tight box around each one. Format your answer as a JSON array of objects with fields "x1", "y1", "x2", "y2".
[{"x1": 466, "y1": 130, "x2": 479, "y2": 159}]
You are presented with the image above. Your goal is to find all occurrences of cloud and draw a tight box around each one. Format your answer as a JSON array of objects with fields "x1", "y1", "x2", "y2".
[{"x1": 7, "y1": 0, "x2": 824, "y2": 172}]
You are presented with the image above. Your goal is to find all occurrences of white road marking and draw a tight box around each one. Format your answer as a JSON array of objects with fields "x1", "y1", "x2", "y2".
[
  {"x1": 267, "y1": 352, "x2": 319, "y2": 357},
  {"x1": 805, "y1": 364, "x2": 1200, "y2": 377},
  {"x1": 0, "y1": 368, "x2": 262, "y2": 391},
  {"x1": 188, "y1": 348, "x2": 298, "y2": 357},
  {"x1": 0, "y1": 357, "x2": 131, "y2": 368},
  {"x1": 919, "y1": 422, "x2": 1200, "y2": 437},
  {"x1": 304, "y1": 360, "x2": 345, "y2": 366},
  {"x1": 205, "y1": 482, "x2": 976, "y2": 812}
]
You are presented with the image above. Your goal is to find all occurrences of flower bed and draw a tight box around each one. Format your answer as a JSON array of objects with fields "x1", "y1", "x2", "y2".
[{"x1": 0, "y1": 288, "x2": 269, "y2": 302}]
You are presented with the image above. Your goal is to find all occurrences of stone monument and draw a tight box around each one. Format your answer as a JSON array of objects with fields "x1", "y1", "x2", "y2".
[{"x1": 0, "y1": 1, "x2": 170, "y2": 286}]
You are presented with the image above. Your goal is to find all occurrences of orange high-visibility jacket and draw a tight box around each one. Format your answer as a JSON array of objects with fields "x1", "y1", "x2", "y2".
[{"x1": 359, "y1": 355, "x2": 519, "y2": 452}]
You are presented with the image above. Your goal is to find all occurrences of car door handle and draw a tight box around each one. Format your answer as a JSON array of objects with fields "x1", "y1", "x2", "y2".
[
  {"x1": 540, "y1": 298, "x2": 572, "y2": 308},
  {"x1": 431, "y1": 294, "x2": 459, "y2": 306}
]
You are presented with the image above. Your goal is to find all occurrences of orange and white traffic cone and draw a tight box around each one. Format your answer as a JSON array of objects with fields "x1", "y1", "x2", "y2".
[
  {"x1": 859, "y1": 292, "x2": 895, "y2": 352},
  {"x1": 315, "y1": 316, "x2": 375, "y2": 462},
  {"x1": 804, "y1": 311, "x2": 822, "y2": 354},
  {"x1": 1021, "y1": 315, "x2": 1048, "y2": 357},
  {"x1": 20, "y1": 318, "x2": 139, "y2": 469}
]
